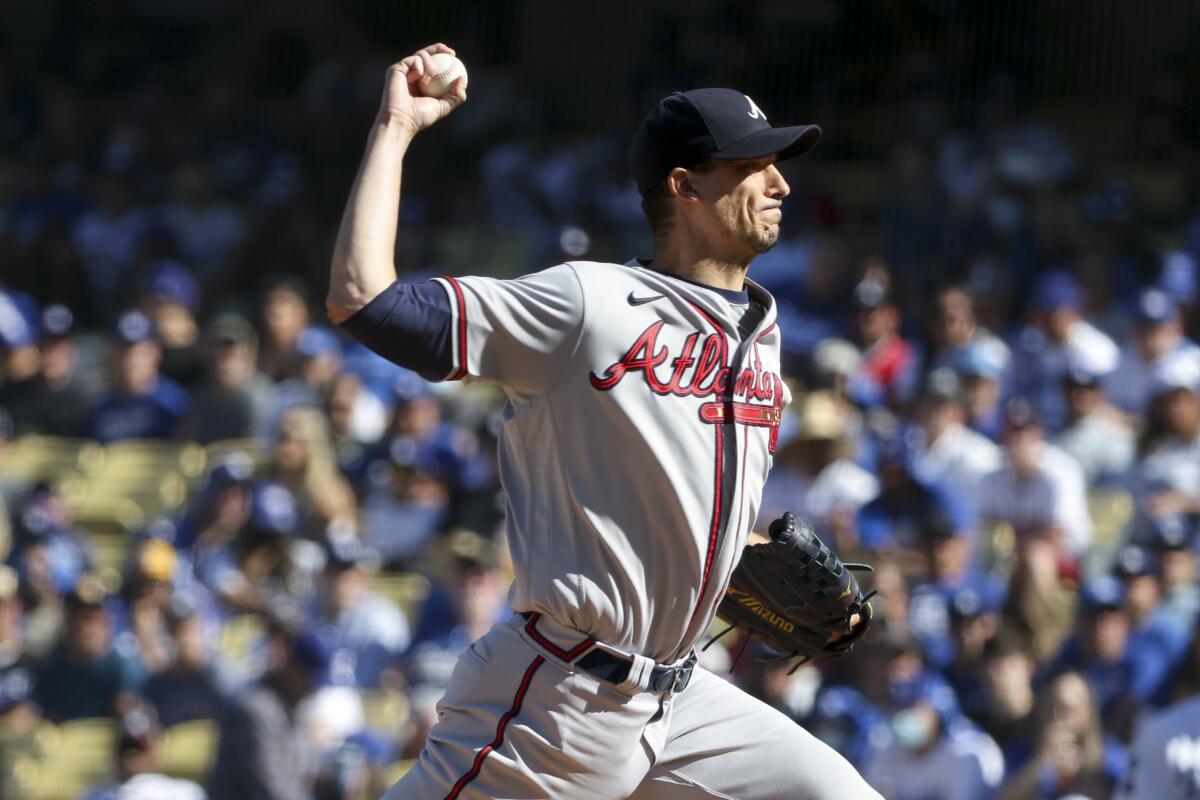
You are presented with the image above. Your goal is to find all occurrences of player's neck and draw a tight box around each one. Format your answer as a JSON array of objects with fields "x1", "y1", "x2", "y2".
[{"x1": 651, "y1": 242, "x2": 750, "y2": 292}]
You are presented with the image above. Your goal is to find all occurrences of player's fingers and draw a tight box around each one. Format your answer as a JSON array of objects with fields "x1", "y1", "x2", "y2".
[
  {"x1": 417, "y1": 49, "x2": 438, "y2": 84},
  {"x1": 398, "y1": 55, "x2": 424, "y2": 83},
  {"x1": 443, "y1": 75, "x2": 468, "y2": 109},
  {"x1": 423, "y1": 42, "x2": 455, "y2": 56}
]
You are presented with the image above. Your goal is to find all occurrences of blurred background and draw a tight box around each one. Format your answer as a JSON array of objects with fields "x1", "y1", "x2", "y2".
[{"x1": 3, "y1": 1, "x2": 1200, "y2": 798}]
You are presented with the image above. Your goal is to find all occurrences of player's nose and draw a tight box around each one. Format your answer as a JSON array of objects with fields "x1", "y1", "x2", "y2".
[{"x1": 765, "y1": 163, "x2": 789, "y2": 199}]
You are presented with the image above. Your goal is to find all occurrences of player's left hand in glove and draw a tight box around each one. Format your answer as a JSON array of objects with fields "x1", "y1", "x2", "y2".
[{"x1": 710, "y1": 512, "x2": 876, "y2": 672}]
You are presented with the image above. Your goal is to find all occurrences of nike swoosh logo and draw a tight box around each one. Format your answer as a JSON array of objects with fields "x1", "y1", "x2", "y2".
[{"x1": 628, "y1": 292, "x2": 666, "y2": 306}]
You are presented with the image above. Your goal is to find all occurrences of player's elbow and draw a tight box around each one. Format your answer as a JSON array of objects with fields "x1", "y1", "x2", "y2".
[{"x1": 325, "y1": 269, "x2": 389, "y2": 324}]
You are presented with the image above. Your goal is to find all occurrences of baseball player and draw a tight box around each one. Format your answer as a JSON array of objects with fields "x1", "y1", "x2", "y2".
[
  {"x1": 1117, "y1": 693, "x2": 1200, "y2": 799},
  {"x1": 328, "y1": 43, "x2": 882, "y2": 799}
]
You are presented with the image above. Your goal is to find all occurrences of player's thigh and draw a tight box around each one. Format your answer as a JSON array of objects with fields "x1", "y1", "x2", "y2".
[
  {"x1": 382, "y1": 619, "x2": 656, "y2": 800},
  {"x1": 628, "y1": 668, "x2": 883, "y2": 800}
]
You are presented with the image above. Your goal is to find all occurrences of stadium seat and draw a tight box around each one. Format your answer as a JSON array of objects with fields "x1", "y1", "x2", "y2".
[
  {"x1": 370, "y1": 573, "x2": 431, "y2": 619},
  {"x1": 1, "y1": 436, "x2": 104, "y2": 486},
  {"x1": 29, "y1": 718, "x2": 117, "y2": 800},
  {"x1": 158, "y1": 719, "x2": 218, "y2": 783},
  {"x1": 360, "y1": 688, "x2": 411, "y2": 735}
]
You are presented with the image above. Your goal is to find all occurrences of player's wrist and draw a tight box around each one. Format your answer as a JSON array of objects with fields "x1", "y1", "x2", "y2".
[{"x1": 373, "y1": 112, "x2": 420, "y2": 143}]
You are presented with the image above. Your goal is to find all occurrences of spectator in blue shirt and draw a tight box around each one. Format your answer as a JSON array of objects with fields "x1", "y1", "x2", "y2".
[
  {"x1": 310, "y1": 535, "x2": 409, "y2": 687},
  {"x1": 85, "y1": 310, "x2": 190, "y2": 443},
  {"x1": 908, "y1": 501, "x2": 1003, "y2": 670},
  {"x1": 1042, "y1": 576, "x2": 1172, "y2": 740},
  {"x1": 32, "y1": 574, "x2": 145, "y2": 722}
]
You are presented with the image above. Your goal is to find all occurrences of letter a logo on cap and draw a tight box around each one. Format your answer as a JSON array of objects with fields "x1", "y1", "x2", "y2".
[{"x1": 746, "y1": 95, "x2": 767, "y2": 121}]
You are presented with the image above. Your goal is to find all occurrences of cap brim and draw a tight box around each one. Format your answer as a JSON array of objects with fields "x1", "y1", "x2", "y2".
[{"x1": 711, "y1": 124, "x2": 821, "y2": 162}]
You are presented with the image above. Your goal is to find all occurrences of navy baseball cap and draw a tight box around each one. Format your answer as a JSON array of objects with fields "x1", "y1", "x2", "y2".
[
  {"x1": 0, "y1": 291, "x2": 39, "y2": 350},
  {"x1": 248, "y1": 481, "x2": 300, "y2": 536},
  {"x1": 146, "y1": 260, "x2": 201, "y2": 312},
  {"x1": 631, "y1": 89, "x2": 821, "y2": 194},
  {"x1": 295, "y1": 326, "x2": 341, "y2": 360},
  {"x1": 1136, "y1": 287, "x2": 1179, "y2": 325},
  {"x1": 1080, "y1": 576, "x2": 1125, "y2": 612},
  {"x1": 113, "y1": 310, "x2": 157, "y2": 345},
  {"x1": 1031, "y1": 271, "x2": 1083, "y2": 312}
]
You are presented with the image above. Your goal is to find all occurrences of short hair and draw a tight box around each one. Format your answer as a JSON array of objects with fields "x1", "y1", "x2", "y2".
[{"x1": 640, "y1": 159, "x2": 720, "y2": 240}]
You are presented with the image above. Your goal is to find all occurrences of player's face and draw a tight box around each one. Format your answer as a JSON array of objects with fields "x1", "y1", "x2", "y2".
[{"x1": 691, "y1": 155, "x2": 790, "y2": 254}]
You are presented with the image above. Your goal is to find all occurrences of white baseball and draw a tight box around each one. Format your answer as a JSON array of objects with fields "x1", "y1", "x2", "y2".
[{"x1": 421, "y1": 53, "x2": 466, "y2": 98}]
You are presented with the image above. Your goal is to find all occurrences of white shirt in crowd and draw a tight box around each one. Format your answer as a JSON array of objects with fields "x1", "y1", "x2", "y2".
[
  {"x1": 1136, "y1": 434, "x2": 1200, "y2": 505},
  {"x1": 1107, "y1": 341, "x2": 1200, "y2": 416},
  {"x1": 977, "y1": 442, "x2": 1092, "y2": 552},
  {"x1": 757, "y1": 460, "x2": 880, "y2": 533},
  {"x1": 1117, "y1": 694, "x2": 1200, "y2": 800},
  {"x1": 912, "y1": 422, "x2": 1002, "y2": 507}
]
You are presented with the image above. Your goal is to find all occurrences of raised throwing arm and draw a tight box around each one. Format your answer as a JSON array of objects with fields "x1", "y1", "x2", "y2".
[{"x1": 326, "y1": 43, "x2": 467, "y2": 323}]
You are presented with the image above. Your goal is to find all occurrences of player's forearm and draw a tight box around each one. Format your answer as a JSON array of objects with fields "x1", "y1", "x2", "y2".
[{"x1": 327, "y1": 116, "x2": 416, "y2": 323}]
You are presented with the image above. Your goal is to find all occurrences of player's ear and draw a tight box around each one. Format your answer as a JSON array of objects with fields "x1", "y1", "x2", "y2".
[{"x1": 666, "y1": 167, "x2": 702, "y2": 204}]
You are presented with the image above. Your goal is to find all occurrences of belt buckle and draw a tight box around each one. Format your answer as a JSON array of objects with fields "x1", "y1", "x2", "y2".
[{"x1": 657, "y1": 652, "x2": 696, "y2": 696}]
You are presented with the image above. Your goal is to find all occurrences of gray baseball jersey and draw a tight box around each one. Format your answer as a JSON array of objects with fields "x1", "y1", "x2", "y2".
[{"x1": 430, "y1": 258, "x2": 788, "y2": 663}]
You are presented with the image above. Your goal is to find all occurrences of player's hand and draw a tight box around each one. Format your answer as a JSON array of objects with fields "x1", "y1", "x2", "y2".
[{"x1": 378, "y1": 43, "x2": 468, "y2": 135}]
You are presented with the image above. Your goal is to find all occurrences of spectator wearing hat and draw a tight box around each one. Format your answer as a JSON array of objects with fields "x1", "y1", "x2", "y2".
[
  {"x1": 999, "y1": 671, "x2": 1123, "y2": 800},
  {"x1": 1132, "y1": 350, "x2": 1200, "y2": 522},
  {"x1": 142, "y1": 597, "x2": 230, "y2": 727},
  {"x1": 952, "y1": 340, "x2": 1009, "y2": 441},
  {"x1": 180, "y1": 313, "x2": 273, "y2": 444},
  {"x1": 32, "y1": 574, "x2": 145, "y2": 722},
  {"x1": 978, "y1": 400, "x2": 1091, "y2": 555},
  {"x1": 757, "y1": 391, "x2": 879, "y2": 548},
  {"x1": 27, "y1": 304, "x2": 91, "y2": 437},
  {"x1": 402, "y1": 532, "x2": 507, "y2": 754},
  {"x1": 848, "y1": 274, "x2": 918, "y2": 408},
  {"x1": 259, "y1": 324, "x2": 348, "y2": 439},
  {"x1": 258, "y1": 278, "x2": 312, "y2": 383},
  {"x1": 85, "y1": 310, "x2": 191, "y2": 443},
  {"x1": 910, "y1": 367, "x2": 1001, "y2": 509},
  {"x1": 801, "y1": 685, "x2": 887, "y2": 770},
  {"x1": 0, "y1": 290, "x2": 41, "y2": 391},
  {"x1": 362, "y1": 442, "x2": 454, "y2": 565},
  {"x1": 925, "y1": 285, "x2": 1012, "y2": 380},
  {"x1": 137, "y1": 260, "x2": 206, "y2": 391},
  {"x1": 1145, "y1": 515, "x2": 1200, "y2": 642},
  {"x1": 79, "y1": 706, "x2": 207, "y2": 800},
  {"x1": 7, "y1": 484, "x2": 93, "y2": 654},
  {"x1": 176, "y1": 454, "x2": 255, "y2": 598},
  {"x1": 861, "y1": 639, "x2": 1004, "y2": 800},
  {"x1": 1111, "y1": 542, "x2": 1192, "y2": 666},
  {"x1": 111, "y1": 538, "x2": 182, "y2": 674},
  {"x1": 908, "y1": 503, "x2": 1005, "y2": 672},
  {"x1": 1014, "y1": 271, "x2": 1118, "y2": 433},
  {"x1": 1042, "y1": 577, "x2": 1172, "y2": 738},
  {"x1": 1106, "y1": 286, "x2": 1200, "y2": 417},
  {"x1": 208, "y1": 630, "x2": 328, "y2": 800},
  {"x1": 0, "y1": 299, "x2": 91, "y2": 438},
  {"x1": 1053, "y1": 359, "x2": 1136, "y2": 486},
  {"x1": 311, "y1": 535, "x2": 409, "y2": 687},
  {"x1": 217, "y1": 481, "x2": 316, "y2": 615},
  {"x1": 856, "y1": 435, "x2": 969, "y2": 553}
]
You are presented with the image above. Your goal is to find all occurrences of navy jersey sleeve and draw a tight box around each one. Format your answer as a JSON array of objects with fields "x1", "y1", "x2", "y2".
[{"x1": 338, "y1": 280, "x2": 456, "y2": 381}]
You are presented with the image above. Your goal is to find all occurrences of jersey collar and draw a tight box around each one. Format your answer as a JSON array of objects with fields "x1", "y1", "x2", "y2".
[{"x1": 629, "y1": 258, "x2": 750, "y2": 304}]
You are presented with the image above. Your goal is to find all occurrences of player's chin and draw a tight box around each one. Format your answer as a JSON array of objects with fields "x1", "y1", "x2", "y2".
[{"x1": 748, "y1": 226, "x2": 779, "y2": 254}]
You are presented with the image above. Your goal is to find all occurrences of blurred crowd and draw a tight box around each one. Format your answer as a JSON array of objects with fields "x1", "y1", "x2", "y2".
[{"x1": 4, "y1": 3, "x2": 1200, "y2": 800}]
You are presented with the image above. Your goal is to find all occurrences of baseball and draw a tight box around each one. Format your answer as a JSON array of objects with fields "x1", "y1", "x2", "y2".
[{"x1": 420, "y1": 52, "x2": 466, "y2": 98}]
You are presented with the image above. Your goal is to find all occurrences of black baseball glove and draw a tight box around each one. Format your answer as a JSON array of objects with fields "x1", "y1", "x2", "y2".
[{"x1": 711, "y1": 512, "x2": 875, "y2": 672}]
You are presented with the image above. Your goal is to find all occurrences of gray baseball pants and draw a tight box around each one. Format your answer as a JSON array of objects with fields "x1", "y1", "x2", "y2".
[{"x1": 381, "y1": 613, "x2": 883, "y2": 799}]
